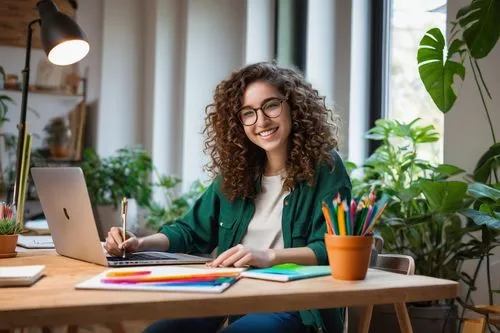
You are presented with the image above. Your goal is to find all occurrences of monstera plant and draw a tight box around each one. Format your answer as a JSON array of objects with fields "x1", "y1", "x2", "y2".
[
  {"x1": 417, "y1": 0, "x2": 499, "y2": 184},
  {"x1": 416, "y1": 0, "x2": 500, "y2": 329}
]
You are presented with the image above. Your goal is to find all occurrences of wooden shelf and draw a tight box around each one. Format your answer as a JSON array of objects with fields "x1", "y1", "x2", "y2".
[{"x1": 0, "y1": 88, "x2": 83, "y2": 100}]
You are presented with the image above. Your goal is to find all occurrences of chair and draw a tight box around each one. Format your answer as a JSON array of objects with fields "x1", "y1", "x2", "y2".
[
  {"x1": 460, "y1": 305, "x2": 500, "y2": 333},
  {"x1": 346, "y1": 253, "x2": 415, "y2": 333},
  {"x1": 459, "y1": 259, "x2": 499, "y2": 333},
  {"x1": 461, "y1": 318, "x2": 486, "y2": 333}
]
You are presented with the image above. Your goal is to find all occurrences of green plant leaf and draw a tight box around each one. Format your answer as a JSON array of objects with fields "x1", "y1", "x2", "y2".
[
  {"x1": 417, "y1": 28, "x2": 466, "y2": 113},
  {"x1": 419, "y1": 180, "x2": 468, "y2": 213},
  {"x1": 456, "y1": 0, "x2": 500, "y2": 59},
  {"x1": 473, "y1": 142, "x2": 500, "y2": 183},
  {"x1": 344, "y1": 161, "x2": 358, "y2": 176},
  {"x1": 0, "y1": 95, "x2": 14, "y2": 102},
  {"x1": 468, "y1": 182, "x2": 500, "y2": 201},
  {"x1": 434, "y1": 164, "x2": 466, "y2": 177},
  {"x1": 461, "y1": 208, "x2": 500, "y2": 229}
]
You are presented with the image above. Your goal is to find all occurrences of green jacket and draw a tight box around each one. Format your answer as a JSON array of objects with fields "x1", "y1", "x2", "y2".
[{"x1": 160, "y1": 151, "x2": 351, "y2": 333}]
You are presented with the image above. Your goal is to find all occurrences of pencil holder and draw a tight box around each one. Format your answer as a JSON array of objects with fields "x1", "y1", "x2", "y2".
[{"x1": 325, "y1": 234, "x2": 373, "y2": 280}]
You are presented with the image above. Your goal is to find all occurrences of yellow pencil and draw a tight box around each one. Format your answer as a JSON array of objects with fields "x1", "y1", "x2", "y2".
[
  {"x1": 338, "y1": 200, "x2": 346, "y2": 236},
  {"x1": 321, "y1": 202, "x2": 334, "y2": 235}
]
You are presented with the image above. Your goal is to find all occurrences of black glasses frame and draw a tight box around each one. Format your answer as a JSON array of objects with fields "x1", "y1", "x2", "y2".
[{"x1": 237, "y1": 97, "x2": 287, "y2": 126}]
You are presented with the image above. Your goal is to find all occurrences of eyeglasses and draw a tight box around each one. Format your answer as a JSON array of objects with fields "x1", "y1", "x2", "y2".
[{"x1": 237, "y1": 97, "x2": 286, "y2": 126}]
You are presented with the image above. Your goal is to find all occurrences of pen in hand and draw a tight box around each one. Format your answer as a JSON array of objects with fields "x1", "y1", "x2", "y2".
[{"x1": 121, "y1": 197, "x2": 128, "y2": 258}]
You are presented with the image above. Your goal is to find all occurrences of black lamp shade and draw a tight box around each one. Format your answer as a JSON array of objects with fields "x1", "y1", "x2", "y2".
[{"x1": 37, "y1": 0, "x2": 89, "y2": 65}]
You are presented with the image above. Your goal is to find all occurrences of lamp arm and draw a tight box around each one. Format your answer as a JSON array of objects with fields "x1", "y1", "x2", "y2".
[{"x1": 12, "y1": 19, "x2": 40, "y2": 208}]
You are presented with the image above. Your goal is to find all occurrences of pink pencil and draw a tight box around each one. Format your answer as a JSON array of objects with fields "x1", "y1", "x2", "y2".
[{"x1": 350, "y1": 199, "x2": 356, "y2": 233}]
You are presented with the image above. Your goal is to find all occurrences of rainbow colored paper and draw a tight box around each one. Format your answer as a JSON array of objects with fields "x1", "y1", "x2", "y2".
[{"x1": 75, "y1": 266, "x2": 245, "y2": 293}]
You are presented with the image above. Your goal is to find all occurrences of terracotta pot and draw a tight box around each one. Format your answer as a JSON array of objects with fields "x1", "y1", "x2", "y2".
[
  {"x1": 50, "y1": 145, "x2": 71, "y2": 158},
  {"x1": 325, "y1": 234, "x2": 373, "y2": 280},
  {"x1": 0, "y1": 234, "x2": 18, "y2": 258}
]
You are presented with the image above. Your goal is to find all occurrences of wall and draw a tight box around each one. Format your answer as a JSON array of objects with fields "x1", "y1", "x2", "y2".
[
  {"x1": 181, "y1": 0, "x2": 247, "y2": 189},
  {"x1": 97, "y1": 0, "x2": 144, "y2": 156},
  {"x1": 0, "y1": 0, "x2": 102, "y2": 166},
  {"x1": 0, "y1": 0, "x2": 358, "y2": 192},
  {"x1": 445, "y1": 0, "x2": 500, "y2": 306}
]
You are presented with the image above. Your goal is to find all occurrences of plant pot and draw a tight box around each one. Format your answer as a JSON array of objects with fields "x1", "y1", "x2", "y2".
[
  {"x1": 49, "y1": 145, "x2": 72, "y2": 158},
  {"x1": 0, "y1": 234, "x2": 18, "y2": 258},
  {"x1": 325, "y1": 234, "x2": 373, "y2": 280},
  {"x1": 365, "y1": 303, "x2": 457, "y2": 333}
]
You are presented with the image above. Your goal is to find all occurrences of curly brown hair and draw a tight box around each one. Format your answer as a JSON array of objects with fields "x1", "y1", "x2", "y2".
[{"x1": 203, "y1": 62, "x2": 339, "y2": 200}]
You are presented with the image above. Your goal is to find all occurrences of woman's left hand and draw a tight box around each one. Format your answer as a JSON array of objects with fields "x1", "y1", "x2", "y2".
[{"x1": 207, "y1": 244, "x2": 276, "y2": 268}]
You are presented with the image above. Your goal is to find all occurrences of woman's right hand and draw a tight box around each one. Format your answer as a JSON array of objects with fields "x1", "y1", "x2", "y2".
[{"x1": 104, "y1": 227, "x2": 141, "y2": 256}]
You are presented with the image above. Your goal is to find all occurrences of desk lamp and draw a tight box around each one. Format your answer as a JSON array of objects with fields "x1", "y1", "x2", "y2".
[{"x1": 13, "y1": 0, "x2": 90, "y2": 208}]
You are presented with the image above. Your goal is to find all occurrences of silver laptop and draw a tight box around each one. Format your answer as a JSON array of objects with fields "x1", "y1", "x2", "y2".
[{"x1": 31, "y1": 167, "x2": 211, "y2": 267}]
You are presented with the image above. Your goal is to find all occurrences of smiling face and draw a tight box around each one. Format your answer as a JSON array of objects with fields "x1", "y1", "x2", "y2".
[{"x1": 240, "y1": 81, "x2": 292, "y2": 160}]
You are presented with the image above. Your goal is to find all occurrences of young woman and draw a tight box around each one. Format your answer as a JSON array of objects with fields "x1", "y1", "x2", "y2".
[{"x1": 105, "y1": 62, "x2": 351, "y2": 333}]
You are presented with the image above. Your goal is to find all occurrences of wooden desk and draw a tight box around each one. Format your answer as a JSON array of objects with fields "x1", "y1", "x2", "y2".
[{"x1": 0, "y1": 251, "x2": 459, "y2": 332}]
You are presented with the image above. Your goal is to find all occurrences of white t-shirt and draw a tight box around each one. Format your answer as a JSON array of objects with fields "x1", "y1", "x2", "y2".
[{"x1": 240, "y1": 174, "x2": 288, "y2": 250}]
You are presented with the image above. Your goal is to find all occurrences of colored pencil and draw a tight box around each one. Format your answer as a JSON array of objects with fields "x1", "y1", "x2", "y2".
[
  {"x1": 364, "y1": 203, "x2": 387, "y2": 235},
  {"x1": 322, "y1": 202, "x2": 334, "y2": 235},
  {"x1": 344, "y1": 201, "x2": 352, "y2": 235},
  {"x1": 337, "y1": 200, "x2": 346, "y2": 236},
  {"x1": 361, "y1": 205, "x2": 373, "y2": 235}
]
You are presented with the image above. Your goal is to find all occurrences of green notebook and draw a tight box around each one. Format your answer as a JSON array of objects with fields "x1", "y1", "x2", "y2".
[{"x1": 240, "y1": 263, "x2": 331, "y2": 282}]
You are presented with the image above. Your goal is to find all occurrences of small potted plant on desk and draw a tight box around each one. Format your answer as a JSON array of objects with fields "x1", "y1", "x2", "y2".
[{"x1": 0, "y1": 202, "x2": 22, "y2": 258}]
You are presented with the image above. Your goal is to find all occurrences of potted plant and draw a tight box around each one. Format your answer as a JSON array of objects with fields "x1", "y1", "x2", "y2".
[
  {"x1": 81, "y1": 146, "x2": 153, "y2": 239},
  {"x1": 43, "y1": 117, "x2": 72, "y2": 158},
  {"x1": 347, "y1": 118, "x2": 499, "y2": 333},
  {"x1": 145, "y1": 175, "x2": 207, "y2": 231},
  {"x1": 0, "y1": 202, "x2": 23, "y2": 258},
  {"x1": 417, "y1": 0, "x2": 500, "y2": 329}
]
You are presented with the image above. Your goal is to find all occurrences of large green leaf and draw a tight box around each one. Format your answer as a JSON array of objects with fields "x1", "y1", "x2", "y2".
[
  {"x1": 473, "y1": 142, "x2": 500, "y2": 183},
  {"x1": 434, "y1": 164, "x2": 466, "y2": 177},
  {"x1": 468, "y1": 182, "x2": 500, "y2": 200},
  {"x1": 417, "y1": 28, "x2": 466, "y2": 113},
  {"x1": 419, "y1": 180, "x2": 468, "y2": 212},
  {"x1": 457, "y1": 0, "x2": 500, "y2": 59},
  {"x1": 461, "y1": 208, "x2": 500, "y2": 229}
]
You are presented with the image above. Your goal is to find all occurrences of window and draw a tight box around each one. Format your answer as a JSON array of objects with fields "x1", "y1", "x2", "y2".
[{"x1": 387, "y1": 0, "x2": 447, "y2": 163}]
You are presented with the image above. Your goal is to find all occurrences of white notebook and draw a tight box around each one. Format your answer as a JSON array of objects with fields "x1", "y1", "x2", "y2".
[
  {"x1": 17, "y1": 235, "x2": 54, "y2": 249},
  {"x1": 0, "y1": 265, "x2": 45, "y2": 287}
]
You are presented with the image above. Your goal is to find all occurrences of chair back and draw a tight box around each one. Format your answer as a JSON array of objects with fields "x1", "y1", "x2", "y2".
[
  {"x1": 373, "y1": 234, "x2": 384, "y2": 253},
  {"x1": 375, "y1": 254, "x2": 415, "y2": 275}
]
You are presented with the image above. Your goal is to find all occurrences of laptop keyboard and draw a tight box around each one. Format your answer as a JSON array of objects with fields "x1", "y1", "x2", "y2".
[{"x1": 107, "y1": 252, "x2": 176, "y2": 262}]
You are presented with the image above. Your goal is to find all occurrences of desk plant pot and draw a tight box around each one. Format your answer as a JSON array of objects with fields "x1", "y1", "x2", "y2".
[
  {"x1": 325, "y1": 234, "x2": 373, "y2": 280},
  {"x1": 0, "y1": 234, "x2": 18, "y2": 258},
  {"x1": 0, "y1": 202, "x2": 21, "y2": 258}
]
